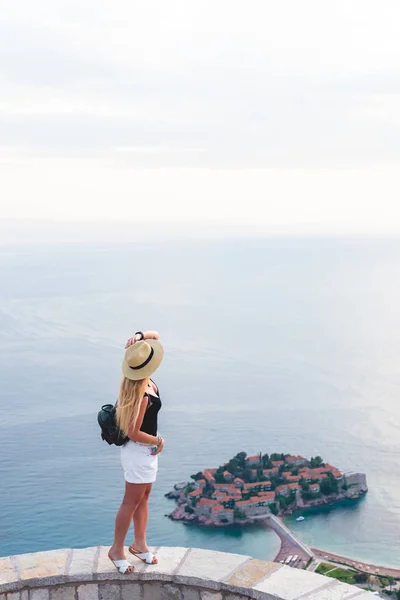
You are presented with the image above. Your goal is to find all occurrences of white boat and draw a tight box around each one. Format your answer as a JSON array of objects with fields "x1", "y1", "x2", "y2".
[{"x1": 296, "y1": 516, "x2": 305, "y2": 521}]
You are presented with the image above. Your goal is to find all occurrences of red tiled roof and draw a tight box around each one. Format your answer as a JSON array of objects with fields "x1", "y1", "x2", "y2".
[
  {"x1": 272, "y1": 460, "x2": 284, "y2": 466},
  {"x1": 189, "y1": 489, "x2": 203, "y2": 497},
  {"x1": 198, "y1": 498, "x2": 219, "y2": 506},
  {"x1": 287, "y1": 483, "x2": 301, "y2": 490},
  {"x1": 257, "y1": 492, "x2": 275, "y2": 500},
  {"x1": 204, "y1": 470, "x2": 216, "y2": 481},
  {"x1": 247, "y1": 455, "x2": 260, "y2": 461},
  {"x1": 276, "y1": 485, "x2": 289, "y2": 492}
]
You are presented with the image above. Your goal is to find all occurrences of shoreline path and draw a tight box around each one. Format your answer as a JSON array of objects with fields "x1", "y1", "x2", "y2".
[
  {"x1": 312, "y1": 548, "x2": 400, "y2": 578},
  {"x1": 261, "y1": 516, "x2": 400, "y2": 577}
]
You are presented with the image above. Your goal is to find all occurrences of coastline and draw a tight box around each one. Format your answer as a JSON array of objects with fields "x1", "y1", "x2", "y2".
[{"x1": 312, "y1": 548, "x2": 400, "y2": 577}]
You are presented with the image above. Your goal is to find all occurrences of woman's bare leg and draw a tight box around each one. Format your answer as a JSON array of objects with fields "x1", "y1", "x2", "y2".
[
  {"x1": 131, "y1": 484, "x2": 158, "y2": 563},
  {"x1": 109, "y1": 482, "x2": 147, "y2": 571}
]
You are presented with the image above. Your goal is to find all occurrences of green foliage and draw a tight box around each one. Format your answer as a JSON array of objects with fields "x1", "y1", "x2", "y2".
[
  {"x1": 242, "y1": 468, "x2": 254, "y2": 483},
  {"x1": 234, "y1": 508, "x2": 246, "y2": 520},
  {"x1": 310, "y1": 456, "x2": 324, "y2": 468},
  {"x1": 300, "y1": 478, "x2": 309, "y2": 490},
  {"x1": 262, "y1": 453, "x2": 270, "y2": 468},
  {"x1": 301, "y1": 490, "x2": 321, "y2": 501},
  {"x1": 235, "y1": 452, "x2": 247, "y2": 468},
  {"x1": 222, "y1": 499, "x2": 235, "y2": 509},
  {"x1": 354, "y1": 573, "x2": 368, "y2": 584},
  {"x1": 226, "y1": 458, "x2": 240, "y2": 474},
  {"x1": 186, "y1": 483, "x2": 195, "y2": 494},
  {"x1": 269, "y1": 502, "x2": 278, "y2": 515},
  {"x1": 190, "y1": 472, "x2": 203, "y2": 481},
  {"x1": 317, "y1": 565, "x2": 357, "y2": 585},
  {"x1": 395, "y1": 589, "x2": 400, "y2": 600},
  {"x1": 316, "y1": 563, "x2": 333, "y2": 575},
  {"x1": 320, "y1": 473, "x2": 338, "y2": 495},
  {"x1": 214, "y1": 472, "x2": 226, "y2": 484},
  {"x1": 184, "y1": 505, "x2": 194, "y2": 514},
  {"x1": 270, "y1": 453, "x2": 285, "y2": 461}
]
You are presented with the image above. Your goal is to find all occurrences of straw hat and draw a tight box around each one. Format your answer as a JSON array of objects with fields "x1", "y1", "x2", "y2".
[{"x1": 122, "y1": 340, "x2": 164, "y2": 381}]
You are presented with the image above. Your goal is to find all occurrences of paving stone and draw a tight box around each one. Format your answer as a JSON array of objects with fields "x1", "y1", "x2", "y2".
[
  {"x1": 303, "y1": 580, "x2": 365, "y2": 600},
  {"x1": 225, "y1": 559, "x2": 280, "y2": 589},
  {"x1": 201, "y1": 592, "x2": 222, "y2": 600},
  {"x1": 95, "y1": 547, "x2": 138, "y2": 580},
  {"x1": 68, "y1": 548, "x2": 97, "y2": 581},
  {"x1": 16, "y1": 550, "x2": 70, "y2": 583},
  {"x1": 254, "y1": 565, "x2": 329, "y2": 600},
  {"x1": 146, "y1": 548, "x2": 188, "y2": 576},
  {"x1": 77, "y1": 584, "x2": 99, "y2": 600},
  {"x1": 143, "y1": 583, "x2": 162, "y2": 600},
  {"x1": 128, "y1": 548, "x2": 159, "y2": 575},
  {"x1": 224, "y1": 595, "x2": 250, "y2": 600},
  {"x1": 182, "y1": 588, "x2": 200, "y2": 600},
  {"x1": 99, "y1": 583, "x2": 121, "y2": 600},
  {"x1": 161, "y1": 584, "x2": 182, "y2": 600},
  {"x1": 0, "y1": 557, "x2": 19, "y2": 588},
  {"x1": 6, "y1": 593, "x2": 21, "y2": 600},
  {"x1": 122, "y1": 583, "x2": 142, "y2": 600},
  {"x1": 30, "y1": 590, "x2": 50, "y2": 600},
  {"x1": 50, "y1": 587, "x2": 76, "y2": 600},
  {"x1": 337, "y1": 593, "x2": 376, "y2": 600},
  {"x1": 176, "y1": 550, "x2": 249, "y2": 585}
]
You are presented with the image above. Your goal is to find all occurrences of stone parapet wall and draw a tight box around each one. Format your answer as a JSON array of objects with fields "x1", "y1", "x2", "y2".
[{"x1": 0, "y1": 547, "x2": 375, "y2": 600}]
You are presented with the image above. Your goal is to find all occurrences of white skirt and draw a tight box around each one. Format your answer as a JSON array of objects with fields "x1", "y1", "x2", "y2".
[{"x1": 120, "y1": 440, "x2": 158, "y2": 484}]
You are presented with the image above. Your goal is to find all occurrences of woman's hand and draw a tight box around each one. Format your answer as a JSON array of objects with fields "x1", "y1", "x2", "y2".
[
  {"x1": 125, "y1": 330, "x2": 160, "y2": 348},
  {"x1": 153, "y1": 437, "x2": 165, "y2": 456}
]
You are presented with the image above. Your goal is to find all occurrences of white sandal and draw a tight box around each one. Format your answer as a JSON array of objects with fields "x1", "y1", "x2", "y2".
[
  {"x1": 110, "y1": 558, "x2": 134, "y2": 574},
  {"x1": 129, "y1": 547, "x2": 157, "y2": 564}
]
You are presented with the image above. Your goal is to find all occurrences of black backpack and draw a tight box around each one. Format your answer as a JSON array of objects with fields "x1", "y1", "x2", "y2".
[{"x1": 97, "y1": 404, "x2": 129, "y2": 446}]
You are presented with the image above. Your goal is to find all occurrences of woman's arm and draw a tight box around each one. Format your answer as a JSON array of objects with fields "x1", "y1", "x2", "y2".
[
  {"x1": 125, "y1": 330, "x2": 159, "y2": 349},
  {"x1": 127, "y1": 395, "x2": 161, "y2": 446}
]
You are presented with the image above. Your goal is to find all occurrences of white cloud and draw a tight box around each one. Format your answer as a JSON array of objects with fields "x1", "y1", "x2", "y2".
[{"x1": 1, "y1": 0, "x2": 400, "y2": 232}]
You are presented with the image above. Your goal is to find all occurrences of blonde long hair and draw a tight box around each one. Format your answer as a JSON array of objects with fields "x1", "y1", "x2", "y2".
[{"x1": 116, "y1": 376, "x2": 149, "y2": 436}]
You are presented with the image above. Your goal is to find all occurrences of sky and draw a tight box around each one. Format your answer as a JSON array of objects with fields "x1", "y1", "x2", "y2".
[{"x1": 1, "y1": 0, "x2": 400, "y2": 237}]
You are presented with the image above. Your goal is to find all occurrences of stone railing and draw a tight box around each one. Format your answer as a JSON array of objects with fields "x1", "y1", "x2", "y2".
[{"x1": 0, "y1": 547, "x2": 375, "y2": 600}]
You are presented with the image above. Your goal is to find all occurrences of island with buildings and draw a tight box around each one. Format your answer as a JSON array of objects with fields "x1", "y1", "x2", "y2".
[{"x1": 166, "y1": 452, "x2": 368, "y2": 527}]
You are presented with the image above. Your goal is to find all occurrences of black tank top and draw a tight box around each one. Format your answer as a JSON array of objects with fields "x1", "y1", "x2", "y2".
[{"x1": 140, "y1": 382, "x2": 161, "y2": 436}]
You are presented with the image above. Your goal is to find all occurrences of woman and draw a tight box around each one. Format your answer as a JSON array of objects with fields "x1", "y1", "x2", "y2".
[{"x1": 108, "y1": 330, "x2": 165, "y2": 574}]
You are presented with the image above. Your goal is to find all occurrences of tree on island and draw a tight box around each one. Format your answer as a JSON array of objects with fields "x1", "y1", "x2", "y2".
[
  {"x1": 226, "y1": 457, "x2": 240, "y2": 475},
  {"x1": 320, "y1": 473, "x2": 338, "y2": 495},
  {"x1": 234, "y1": 507, "x2": 246, "y2": 520},
  {"x1": 262, "y1": 453, "x2": 270, "y2": 468},
  {"x1": 190, "y1": 472, "x2": 203, "y2": 481},
  {"x1": 310, "y1": 456, "x2": 324, "y2": 468},
  {"x1": 235, "y1": 452, "x2": 247, "y2": 468},
  {"x1": 269, "y1": 503, "x2": 278, "y2": 515},
  {"x1": 270, "y1": 453, "x2": 286, "y2": 461}
]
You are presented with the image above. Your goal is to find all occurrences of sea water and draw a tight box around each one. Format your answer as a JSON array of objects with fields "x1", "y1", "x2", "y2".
[{"x1": 0, "y1": 236, "x2": 399, "y2": 566}]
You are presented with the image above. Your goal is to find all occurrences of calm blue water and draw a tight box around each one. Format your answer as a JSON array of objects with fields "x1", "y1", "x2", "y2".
[{"x1": 0, "y1": 236, "x2": 399, "y2": 566}]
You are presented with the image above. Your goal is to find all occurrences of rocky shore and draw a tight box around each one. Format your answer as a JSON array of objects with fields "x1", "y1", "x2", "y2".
[{"x1": 165, "y1": 482, "x2": 365, "y2": 526}]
